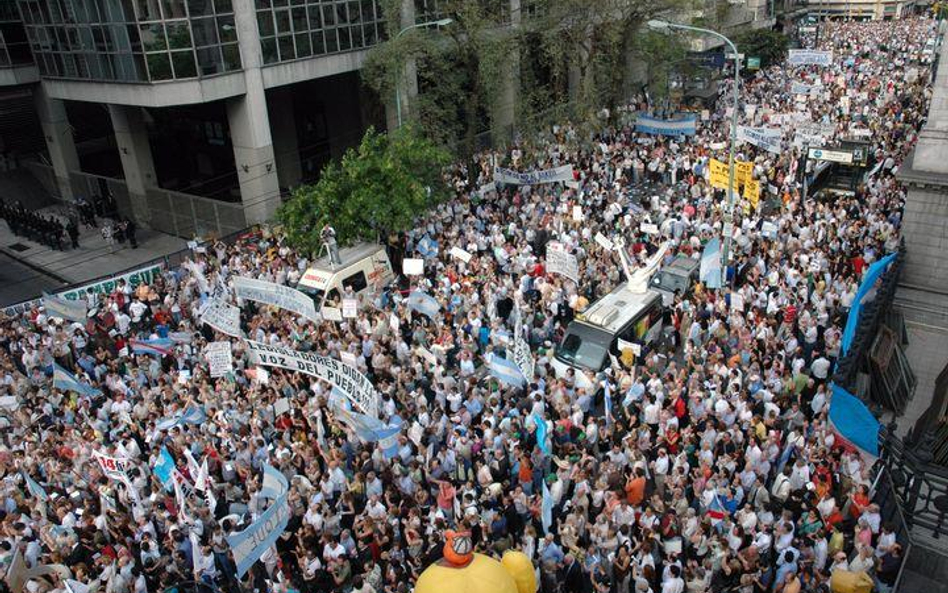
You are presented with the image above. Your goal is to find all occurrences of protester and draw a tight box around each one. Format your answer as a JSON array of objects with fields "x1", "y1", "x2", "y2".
[{"x1": 0, "y1": 16, "x2": 929, "y2": 593}]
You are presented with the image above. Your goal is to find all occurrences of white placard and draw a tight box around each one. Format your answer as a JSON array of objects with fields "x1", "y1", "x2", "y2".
[
  {"x1": 246, "y1": 341, "x2": 379, "y2": 417},
  {"x1": 274, "y1": 398, "x2": 291, "y2": 417},
  {"x1": 233, "y1": 276, "x2": 319, "y2": 323},
  {"x1": 403, "y1": 258, "x2": 424, "y2": 276},
  {"x1": 594, "y1": 232, "x2": 614, "y2": 252},
  {"x1": 761, "y1": 221, "x2": 778, "y2": 239},
  {"x1": 731, "y1": 293, "x2": 745, "y2": 312},
  {"x1": 493, "y1": 164, "x2": 574, "y2": 185},
  {"x1": 321, "y1": 306, "x2": 343, "y2": 322},
  {"x1": 617, "y1": 338, "x2": 642, "y2": 356},
  {"x1": 640, "y1": 223, "x2": 660, "y2": 235},
  {"x1": 572, "y1": 205, "x2": 583, "y2": 221},
  {"x1": 389, "y1": 312, "x2": 400, "y2": 332},
  {"x1": 546, "y1": 242, "x2": 580, "y2": 283},
  {"x1": 342, "y1": 298, "x2": 358, "y2": 318},
  {"x1": 512, "y1": 333, "x2": 535, "y2": 382},
  {"x1": 340, "y1": 350, "x2": 358, "y2": 367},
  {"x1": 200, "y1": 298, "x2": 242, "y2": 338},
  {"x1": 450, "y1": 246, "x2": 472, "y2": 263},
  {"x1": 205, "y1": 341, "x2": 233, "y2": 378}
]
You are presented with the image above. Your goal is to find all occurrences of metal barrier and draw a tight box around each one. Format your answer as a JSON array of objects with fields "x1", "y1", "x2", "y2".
[
  {"x1": 873, "y1": 461, "x2": 914, "y2": 592},
  {"x1": 879, "y1": 424, "x2": 948, "y2": 544}
]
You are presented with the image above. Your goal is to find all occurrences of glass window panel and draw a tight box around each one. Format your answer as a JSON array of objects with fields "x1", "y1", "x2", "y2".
[
  {"x1": 360, "y1": 0, "x2": 374, "y2": 20},
  {"x1": 166, "y1": 21, "x2": 192, "y2": 49},
  {"x1": 351, "y1": 24, "x2": 362, "y2": 47},
  {"x1": 275, "y1": 9, "x2": 290, "y2": 33},
  {"x1": 188, "y1": 0, "x2": 214, "y2": 16},
  {"x1": 126, "y1": 24, "x2": 142, "y2": 51},
  {"x1": 364, "y1": 23, "x2": 376, "y2": 46},
  {"x1": 217, "y1": 15, "x2": 236, "y2": 42},
  {"x1": 311, "y1": 29, "x2": 324, "y2": 54},
  {"x1": 272, "y1": 0, "x2": 288, "y2": 6},
  {"x1": 135, "y1": 0, "x2": 161, "y2": 20},
  {"x1": 290, "y1": 0, "x2": 304, "y2": 5},
  {"x1": 261, "y1": 36, "x2": 277, "y2": 63},
  {"x1": 214, "y1": 0, "x2": 232, "y2": 13},
  {"x1": 221, "y1": 41, "x2": 240, "y2": 69},
  {"x1": 257, "y1": 11, "x2": 274, "y2": 36},
  {"x1": 140, "y1": 23, "x2": 167, "y2": 51},
  {"x1": 337, "y1": 25, "x2": 350, "y2": 50},
  {"x1": 161, "y1": 0, "x2": 188, "y2": 19},
  {"x1": 294, "y1": 31, "x2": 310, "y2": 56},
  {"x1": 321, "y1": 5, "x2": 334, "y2": 26},
  {"x1": 196, "y1": 45, "x2": 222, "y2": 74},
  {"x1": 292, "y1": 7, "x2": 306, "y2": 31},
  {"x1": 307, "y1": 5, "x2": 321, "y2": 29},
  {"x1": 277, "y1": 34, "x2": 294, "y2": 60},
  {"x1": 147, "y1": 51, "x2": 173, "y2": 79},
  {"x1": 348, "y1": 1, "x2": 360, "y2": 24},
  {"x1": 191, "y1": 17, "x2": 217, "y2": 45},
  {"x1": 336, "y1": 3, "x2": 348, "y2": 24},
  {"x1": 171, "y1": 50, "x2": 196, "y2": 77},
  {"x1": 120, "y1": 0, "x2": 136, "y2": 20},
  {"x1": 324, "y1": 28, "x2": 337, "y2": 52}
]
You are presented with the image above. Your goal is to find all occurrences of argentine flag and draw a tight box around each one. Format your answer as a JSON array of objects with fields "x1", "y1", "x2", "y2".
[
  {"x1": 406, "y1": 291, "x2": 441, "y2": 319},
  {"x1": 52, "y1": 363, "x2": 100, "y2": 397},
  {"x1": 488, "y1": 353, "x2": 526, "y2": 388}
]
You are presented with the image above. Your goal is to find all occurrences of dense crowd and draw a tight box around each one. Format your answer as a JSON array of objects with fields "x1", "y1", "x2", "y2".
[{"x1": 0, "y1": 16, "x2": 937, "y2": 593}]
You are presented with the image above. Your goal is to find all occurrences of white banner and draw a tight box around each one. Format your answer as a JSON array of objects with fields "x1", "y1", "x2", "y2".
[
  {"x1": 787, "y1": 49, "x2": 833, "y2": 66},
  {"x1": 200, "y1": 298, "x2": 242, "y2": 338},
  {"x1": 790, "y1": 81, "x2": 822, "y2": 96},
  {"x1": 92, "y1": 451, "x2": 130, "y2": 480},
  {"x1": 245, "y1": 340, "x2": 379, "y2": 418},
  {"x1": 205, "y1": 341, "x2": 233, "y2": 378},
  {"x1": 737, "y1": 125, "x2": 782, "y2": 154},
  {"x1": 494, "y1": 164, "x2": 574, "y2": 185},
  {"x1": 512, "y1": 333, "x2": 535, "y2": 383},
  {"x1": 450, "y1": 246, "x2": 472, "y2": 263},
  {"x1": 546, "y1": 242, "x2": 580, "y2": 283},
  {"x1": 233, "y1": 277, "x2": 318, "y2": 323}
]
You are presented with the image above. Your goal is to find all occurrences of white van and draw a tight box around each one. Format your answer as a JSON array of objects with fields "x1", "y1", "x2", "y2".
[
  {"x1": 551, "y1": 285, "x2": 664, "y2": 391},
  {"x1": 297, "y1": 243, "x2": 394, "y2": 309}
]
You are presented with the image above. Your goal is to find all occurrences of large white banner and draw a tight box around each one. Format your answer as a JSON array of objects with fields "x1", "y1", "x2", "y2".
[
  {"x1": 92, "y1": 450, "x2": 130, "y2": 480},
  {"x1": 787, "y1": 49, "x2": 833, "y2": 66},
  {"x1": 737, "y1": 126, "x2": 782, "y2": 154},
  {"x1": 233, "y1": 277, "x2": 319, "y2": 323},
  {"x1": 205, "y1": 341, "x2": 233, "y2": 378},
  {"x1": 245, "y1": 340, "x2": 379, "y2": 417},
  {"x1": 494, "y1": 164, "x2": 574, "y2": 185},
  {"x1": 200, "y1": 298, "x2": 242, "y2": 338},
  {"x1": 546, "y1": 242, "x2": 580, "y2": 283}
]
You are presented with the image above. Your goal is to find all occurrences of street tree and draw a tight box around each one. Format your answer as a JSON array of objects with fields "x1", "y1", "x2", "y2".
[{"x1": 277, "y1": 126, "x2": 450, "y2": 253}]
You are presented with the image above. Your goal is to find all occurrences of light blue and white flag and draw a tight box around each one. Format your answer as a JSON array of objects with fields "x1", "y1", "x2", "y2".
[
  {"x1": 52, "y1": 363, "x2": 100, "y2": 397},
  {"x1": 42, "y1": 292, "x2": 87, "y2": 323},
  {"x1": 635, "y1": 114, "x2": 697, "y2": 137},
  {"x1": 532, "y1": 411, "x2": 550, "y2": 456},
  {"x1": 226, "y1": 464, "x2": 290, "y2": 578},
  {"x1": 152, "y1": 447, "x2": 175, "y2": 487},
  {"x1": 416, "y1": 235, "x2": 439, "y2": 259},
  {"x1": 130, "y1": 338, "x2": 174, "y2": 357},
  {"x1": 20, "y1": 470, "x2": 48, "y2": 501},
  {"x1": 541, "y1": 481, "x2": 553, "y2": 535},
  {"x1": 406, "y1": 291, "x2": 441, "y2": 319},
  {"x1": 329, "y1": 388, "x2": 403, "y2": 459},
  {"x1": 489, "y1": 353, "x2": 526, "y2": 388},
  {"x1": 699, "y1": 238, "x2": 723, "y2": 290},
  {"x1": 154, "y1": 405, "x2": 208, "y2": 432}
]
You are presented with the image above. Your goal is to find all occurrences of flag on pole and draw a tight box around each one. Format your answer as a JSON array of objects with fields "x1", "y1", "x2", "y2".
[
  {"x1": 488, "y1": 353, "x2": 527, "y2": 388},
  {"x1": 152, "y1": 447, "x2": 175, "y2": 487},
  {"x1": 541, "y1": 481, "x2": 553, "y2": 535},
  {"x1": 130, "y1": 338, "x2": 174, "y2": 357},
  {"x1": 699, "y1": 237, "x2": 723, "y2": 289},
  {"x1": 52, "y1": 363, "x2": 100, "y2": 397},
  {"x1": 532, "y1": 412, "x2": 550, "y2": 456}
]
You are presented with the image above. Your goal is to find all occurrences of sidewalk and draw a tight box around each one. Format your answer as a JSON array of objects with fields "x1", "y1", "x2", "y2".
[{"x1": 0, "y1": 205, "x2": 188, "y2": 289}]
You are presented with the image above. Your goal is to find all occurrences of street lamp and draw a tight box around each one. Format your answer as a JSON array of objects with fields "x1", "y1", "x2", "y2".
[
  {"x1": 394, "y1": 18, "x2": 453, "y2": 128},
  {"x1": 648, "y1": 19, "x2": 740, "y2": 288}
]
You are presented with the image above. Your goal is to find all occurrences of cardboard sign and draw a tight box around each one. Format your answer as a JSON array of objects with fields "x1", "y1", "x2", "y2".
[
  {"x1": 403, "y1": 258, "x2": 424, "y2": 276},
  {"x1": 321, "y1": 306, "x2": 343, "y2": 322},
  {"x1": 205, "y1": 341, "x2": 233, "y2": 378},
  {"x1": 342, "y1": 298, "x2": 358, "y2": 319},
  {"x1": 450, "y1": 246, "x2": 472, "y2": 263}
]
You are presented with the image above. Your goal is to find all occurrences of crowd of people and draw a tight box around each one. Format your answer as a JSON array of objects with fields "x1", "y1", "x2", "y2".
[{"x1": 0, "y1": 15, "x2": 936, "y2": 593}]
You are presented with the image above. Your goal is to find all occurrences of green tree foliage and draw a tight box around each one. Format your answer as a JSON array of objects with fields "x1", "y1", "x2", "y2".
[
  {"x1": 277, "y1": 126, "x2": 450, "y2": 252},
  {"x1": 731, "y1": 28, "x2": 790, "y2": 70}
]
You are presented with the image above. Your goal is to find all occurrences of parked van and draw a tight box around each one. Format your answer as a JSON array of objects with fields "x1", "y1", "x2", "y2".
[
  {"x1": 551, "y1": 285, "x2": 664, "y2": 390},
  {"x1": 297, "y1": 243, "x2": 394, "y2": 309}
]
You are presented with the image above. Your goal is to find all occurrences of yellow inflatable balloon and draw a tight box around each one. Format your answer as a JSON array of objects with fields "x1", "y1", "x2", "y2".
[{"x1": 414, "y1": 532, "x2": 536, "y2": 593}]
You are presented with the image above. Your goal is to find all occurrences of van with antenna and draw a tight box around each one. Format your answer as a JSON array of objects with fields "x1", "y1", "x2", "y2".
[{"x1": 550, "y1": 240, "x2": 668, "y2": 390}]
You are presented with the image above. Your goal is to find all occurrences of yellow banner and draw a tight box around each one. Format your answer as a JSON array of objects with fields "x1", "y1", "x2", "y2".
[
  {"x1": 709, "y1": 158, "x2": 729, "y2": 190},
  {"x1": 735, "y1": 161, "x2": 753, "y2": 187},
  {"x1": 744, "y1": 177, "x2": 761, "y2": 209}
]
